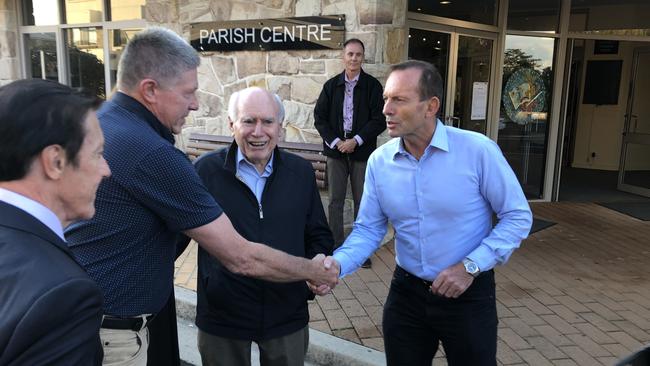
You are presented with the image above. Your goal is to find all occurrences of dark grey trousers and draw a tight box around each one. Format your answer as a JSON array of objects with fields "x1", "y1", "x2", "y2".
[
  {"x1": 326, "y1": 156, "x2": 367, "y2": 247},
  {"x1": 197, "y1": 326, "x2": 309, "y2": 366}
]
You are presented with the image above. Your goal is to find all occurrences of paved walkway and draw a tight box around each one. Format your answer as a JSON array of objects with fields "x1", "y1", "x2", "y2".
[{"x1": 174, "y1": 202, "x2": 650, "y2": 365}]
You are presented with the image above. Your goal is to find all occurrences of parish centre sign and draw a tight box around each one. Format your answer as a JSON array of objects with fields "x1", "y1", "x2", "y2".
[{"x1": 190, "y1": 15, "x2": 345, "y2": 52}]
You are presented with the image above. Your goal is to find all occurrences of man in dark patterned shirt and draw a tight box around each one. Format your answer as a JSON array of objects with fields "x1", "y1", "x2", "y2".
[{"x1": 65, "y1": 27, "x2": 339, "y2": 366}]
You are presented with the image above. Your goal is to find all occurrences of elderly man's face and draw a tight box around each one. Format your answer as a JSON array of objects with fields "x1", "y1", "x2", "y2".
[{"x1": 230, "y1": 90, "x2": 281, "y2": 173}]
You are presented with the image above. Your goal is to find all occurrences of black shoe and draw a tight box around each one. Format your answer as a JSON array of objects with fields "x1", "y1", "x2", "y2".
[{"x1": 361, "y1": 258, "x2": 372, "y2": 268}]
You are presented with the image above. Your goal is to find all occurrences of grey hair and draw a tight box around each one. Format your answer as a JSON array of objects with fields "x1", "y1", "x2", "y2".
[
  {"x1": 227, "y1": 88, "x2": 285, "y2": 123},
  {"x1": 117, "y1": 27, "x2": 200, "y2": 90}
]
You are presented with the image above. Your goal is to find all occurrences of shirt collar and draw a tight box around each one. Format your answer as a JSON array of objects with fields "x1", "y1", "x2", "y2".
[
  {"x1": 395, "y1": 119, "x2": 449, "y2": 158},
  {"x1": 0, "y1": 187, "x2": 65, "y2": 240},
  {"x1": 112, "y1": 91, "x2": 175, "y2": 144},
  {"x1": 236, "y1": 147, "x2": 274, "y2": 176},
  {"x1": 345, "y1": 72, "x2": 360, "y2": 83}
]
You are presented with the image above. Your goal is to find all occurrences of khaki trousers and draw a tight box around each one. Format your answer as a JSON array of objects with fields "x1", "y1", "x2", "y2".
[{"x1": 100, "y1": 326, "x2": 149, "y2": 366}]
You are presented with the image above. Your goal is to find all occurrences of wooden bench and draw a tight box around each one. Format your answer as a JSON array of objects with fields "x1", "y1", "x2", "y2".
[{"x1": 186, "y1": 132, "x2": 328, "y2": 189}]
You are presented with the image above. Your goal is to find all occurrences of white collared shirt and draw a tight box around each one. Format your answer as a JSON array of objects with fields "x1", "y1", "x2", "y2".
[{"x1": 0, "y1": 187, "x2": 65, "y2": 240}]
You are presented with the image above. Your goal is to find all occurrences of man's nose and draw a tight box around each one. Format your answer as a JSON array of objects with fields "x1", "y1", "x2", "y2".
[
  {"x1": 383, "y1": 101, "x2": 392, "y2": 115},
  {"x1": 189, "y1": 94, "x2": 199, "y2": 111},
  {"x1": 101, "y1": 157, "x2": 111, "y2": 178},
  {"x1": 252, "y1": 121, "x2": 264, "y2": 135}
]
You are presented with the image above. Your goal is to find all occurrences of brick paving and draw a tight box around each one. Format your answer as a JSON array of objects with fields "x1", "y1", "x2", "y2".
[{"x1": 174, "y1": 202, "x2": 650, "y2": 365}]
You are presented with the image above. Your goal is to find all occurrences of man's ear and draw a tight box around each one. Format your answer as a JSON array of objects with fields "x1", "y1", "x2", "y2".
[
  {"x1": 425, "y1": 96, "x2": 441, "y2": 119},
  {"x1": 278, "y1": 124, "x2": 285, "y2": 140},
  {"x1": 138, "y1": 78, "x2": 158, "y2": 104},
  {"x1": 228, "y1": 117, "x2": 235, "y2": 136},
  {"x1": 40, "y1": 144, "x2": 67, "y2": 180}
]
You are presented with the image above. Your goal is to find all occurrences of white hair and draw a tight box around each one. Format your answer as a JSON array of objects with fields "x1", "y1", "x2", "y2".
[{"x1": 227, "y1": 88, "x2": 285, "y2": 123}]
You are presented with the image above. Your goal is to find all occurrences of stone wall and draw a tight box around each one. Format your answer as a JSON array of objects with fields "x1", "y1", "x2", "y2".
[
  {"x1": 151, "y1": 0, "x2": 408, "y2": 147},
  {"x1": 0, "y1": 0, "x2": 19, "y2": 86},
  {"x1": 145, "y1": 0, "x2": 406, "y2": 233}
]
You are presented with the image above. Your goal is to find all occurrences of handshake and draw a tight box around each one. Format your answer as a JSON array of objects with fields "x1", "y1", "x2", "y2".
[{"x1": 307, "y1": 254, "x2": 340, "y2": 296}]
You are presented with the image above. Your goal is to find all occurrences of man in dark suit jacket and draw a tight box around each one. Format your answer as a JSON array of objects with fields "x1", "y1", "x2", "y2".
[
  {"x1": 0, "y1": 79, "x2": 111, "y2": 365},
  {"x1": 314, "y1": 38, "x2": 386, "y2": 267}
]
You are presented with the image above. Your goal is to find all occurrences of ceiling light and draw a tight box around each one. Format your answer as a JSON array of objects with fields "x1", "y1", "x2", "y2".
[{"x1": 440, "y1": 1, "x2": 452, "y2": 4}]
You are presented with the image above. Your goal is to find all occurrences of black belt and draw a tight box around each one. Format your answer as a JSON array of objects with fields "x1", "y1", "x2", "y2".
[
  {"x1": 395, "y1": 265, "x2": 433, "y2": 289},
  {"x1": 101, "y1": 314, "x2": 155, "y2": 331},
  {"x1": 343, "y1": 131, "x2": 353, "y2": 139},
  {"x1": 395, "y1": 265, "x2": 492, "y2": 292}
]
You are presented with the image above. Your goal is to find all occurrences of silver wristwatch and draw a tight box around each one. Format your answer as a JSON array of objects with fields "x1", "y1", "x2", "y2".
[{"x1": 462, "y1": 258, "x2": 480, "y2": 277}]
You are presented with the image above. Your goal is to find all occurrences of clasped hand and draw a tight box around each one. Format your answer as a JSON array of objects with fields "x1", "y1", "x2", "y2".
[
  {"x1": 429, "y1": 262, "x2": 474, "y2": 298},
  {"x1": 336, "y1": 138, "x2": 357, "y2": 154},
  {"x1": 307, "y1": 254, "x2": 340, "y2": 296}
]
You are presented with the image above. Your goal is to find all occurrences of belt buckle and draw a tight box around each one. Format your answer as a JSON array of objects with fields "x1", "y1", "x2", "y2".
[
  {"x1": 344, "y1": 131, "x2": 352, "y2": 139},
  {"x1": 423, "y1": 280, "x2": 433, "y2": 292},
  {"x1": 131, "y1": 317, "x2": 144, "y2": 332}
]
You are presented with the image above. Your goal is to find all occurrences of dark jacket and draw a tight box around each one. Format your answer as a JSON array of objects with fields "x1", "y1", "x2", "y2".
[
  {"x1": 193, "y1": 143, "x2": 334, "y2": 341},
  {"x1": 314, "y1": 69, "x2": 386, "y2": 161},
  {"x1": 0, "y1": 201, "x2": 103, "y2": 366}
]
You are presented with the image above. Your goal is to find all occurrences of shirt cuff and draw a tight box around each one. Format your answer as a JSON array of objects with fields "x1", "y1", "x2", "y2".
[
  {"x1": 332, "y1": 252, "x2": 354, "y2": 278},
  {"x1": 328, "y1": 137, "x2": 341, "y2": 149},
  {"x1": 467, "y1": 245, "x2": 497, "y2": 273},
  {"x1": 354, "y1": 135, "x2": 364, "y2": 146}
]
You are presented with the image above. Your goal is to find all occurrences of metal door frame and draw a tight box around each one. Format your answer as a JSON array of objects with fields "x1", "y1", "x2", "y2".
[{"x1": 617, "y1": 47, "x2": 650, "y2": 197}]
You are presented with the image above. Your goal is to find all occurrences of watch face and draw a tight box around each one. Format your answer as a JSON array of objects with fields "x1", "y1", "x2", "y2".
[{"x1": 464, "y1": 260, "x2": 479, "y2": 274}]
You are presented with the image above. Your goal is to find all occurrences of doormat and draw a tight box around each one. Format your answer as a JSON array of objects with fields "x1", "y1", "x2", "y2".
[
  {"x1": 530, "y1": 218, "x2": 556, "y2": 234},
  {"x1": 598, "y1": 202, "x2": 650, "y2": 221}
]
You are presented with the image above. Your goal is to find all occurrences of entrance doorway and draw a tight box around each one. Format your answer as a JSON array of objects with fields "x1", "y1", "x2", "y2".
[
  {"x1": 407, "y1": 23, "x2": 496, "y2": 135},
  {"x1": 557, "y1": 39, "x2": 650, "y2": 202}
]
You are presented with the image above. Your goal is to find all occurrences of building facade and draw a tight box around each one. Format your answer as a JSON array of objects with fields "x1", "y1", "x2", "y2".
[{"x1": 3, "y1": 0, "x2": 650, "y2": 201}]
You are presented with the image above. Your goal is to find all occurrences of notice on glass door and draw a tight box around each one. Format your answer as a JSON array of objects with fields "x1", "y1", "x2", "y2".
[{"x1": 471, "y1": 82, "x2": 488, "y2": 120}]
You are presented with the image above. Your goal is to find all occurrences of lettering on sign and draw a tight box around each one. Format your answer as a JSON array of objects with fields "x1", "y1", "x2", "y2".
[{"x1": 190, "y1": 15, "x2": 345, "y2": 52}]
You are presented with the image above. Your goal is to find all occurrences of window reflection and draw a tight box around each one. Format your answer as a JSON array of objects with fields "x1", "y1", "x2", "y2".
[
  {"x1": 408, "y1": 0, "x2": 498, "y2": 26},
  {"x1": 109, "y1": 28, "x2": 142, "y2": 92},
  {"x1": 454, "y1": 36, "x2": 492, "y2": 134},
  {"x1": 66, "y1": 27, "x2": 105, "y2": 98},
  {"x1": 497, "y1": 35, "x2": 555, "y2": 199},
  {"x1": 22, "y1": 0, "x2": 60, "y2": 25},
  {"x1": 570, "y1": 0, "x2": 650, "y2": 36},
  {"x1": 508, "y1": 0, "x2": 561, "y2": 33},
  {"x1": 26, "y1": 33, "x2": 58, "y2": 80},
  {"x1": 110, "y1": 0, "x2": 146, "y2": 21},
  {"x1": 407, "y1": 28, "x2": 451, "y2": 117},
  {"x1": 65, "y1": 0, "x2": 104, "y2": 24}
]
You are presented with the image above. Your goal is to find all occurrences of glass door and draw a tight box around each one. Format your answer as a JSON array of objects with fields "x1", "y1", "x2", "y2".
[
  {"x1": 407, "y1": 25, "x2": 495, "y2": 135},
  {"x1": 618, "y1": 48, "x2": 650, "y2": 197},
  {"x1": 452, "y1": 35, "x2": 493, "y2": 134}
]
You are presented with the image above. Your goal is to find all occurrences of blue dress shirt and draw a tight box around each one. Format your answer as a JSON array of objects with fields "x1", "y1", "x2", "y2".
[
  {"x1": 333, "y1": 120, "x2": 532, "y2": 280},
  {"x1": 235, "y1": 148, "x2": 274, "y2": 204}
]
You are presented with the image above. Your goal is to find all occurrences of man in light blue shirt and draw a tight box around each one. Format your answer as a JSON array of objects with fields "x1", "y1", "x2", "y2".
[{"x1": 315, "y1": 60, "x2": 532, "y2": 365}]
